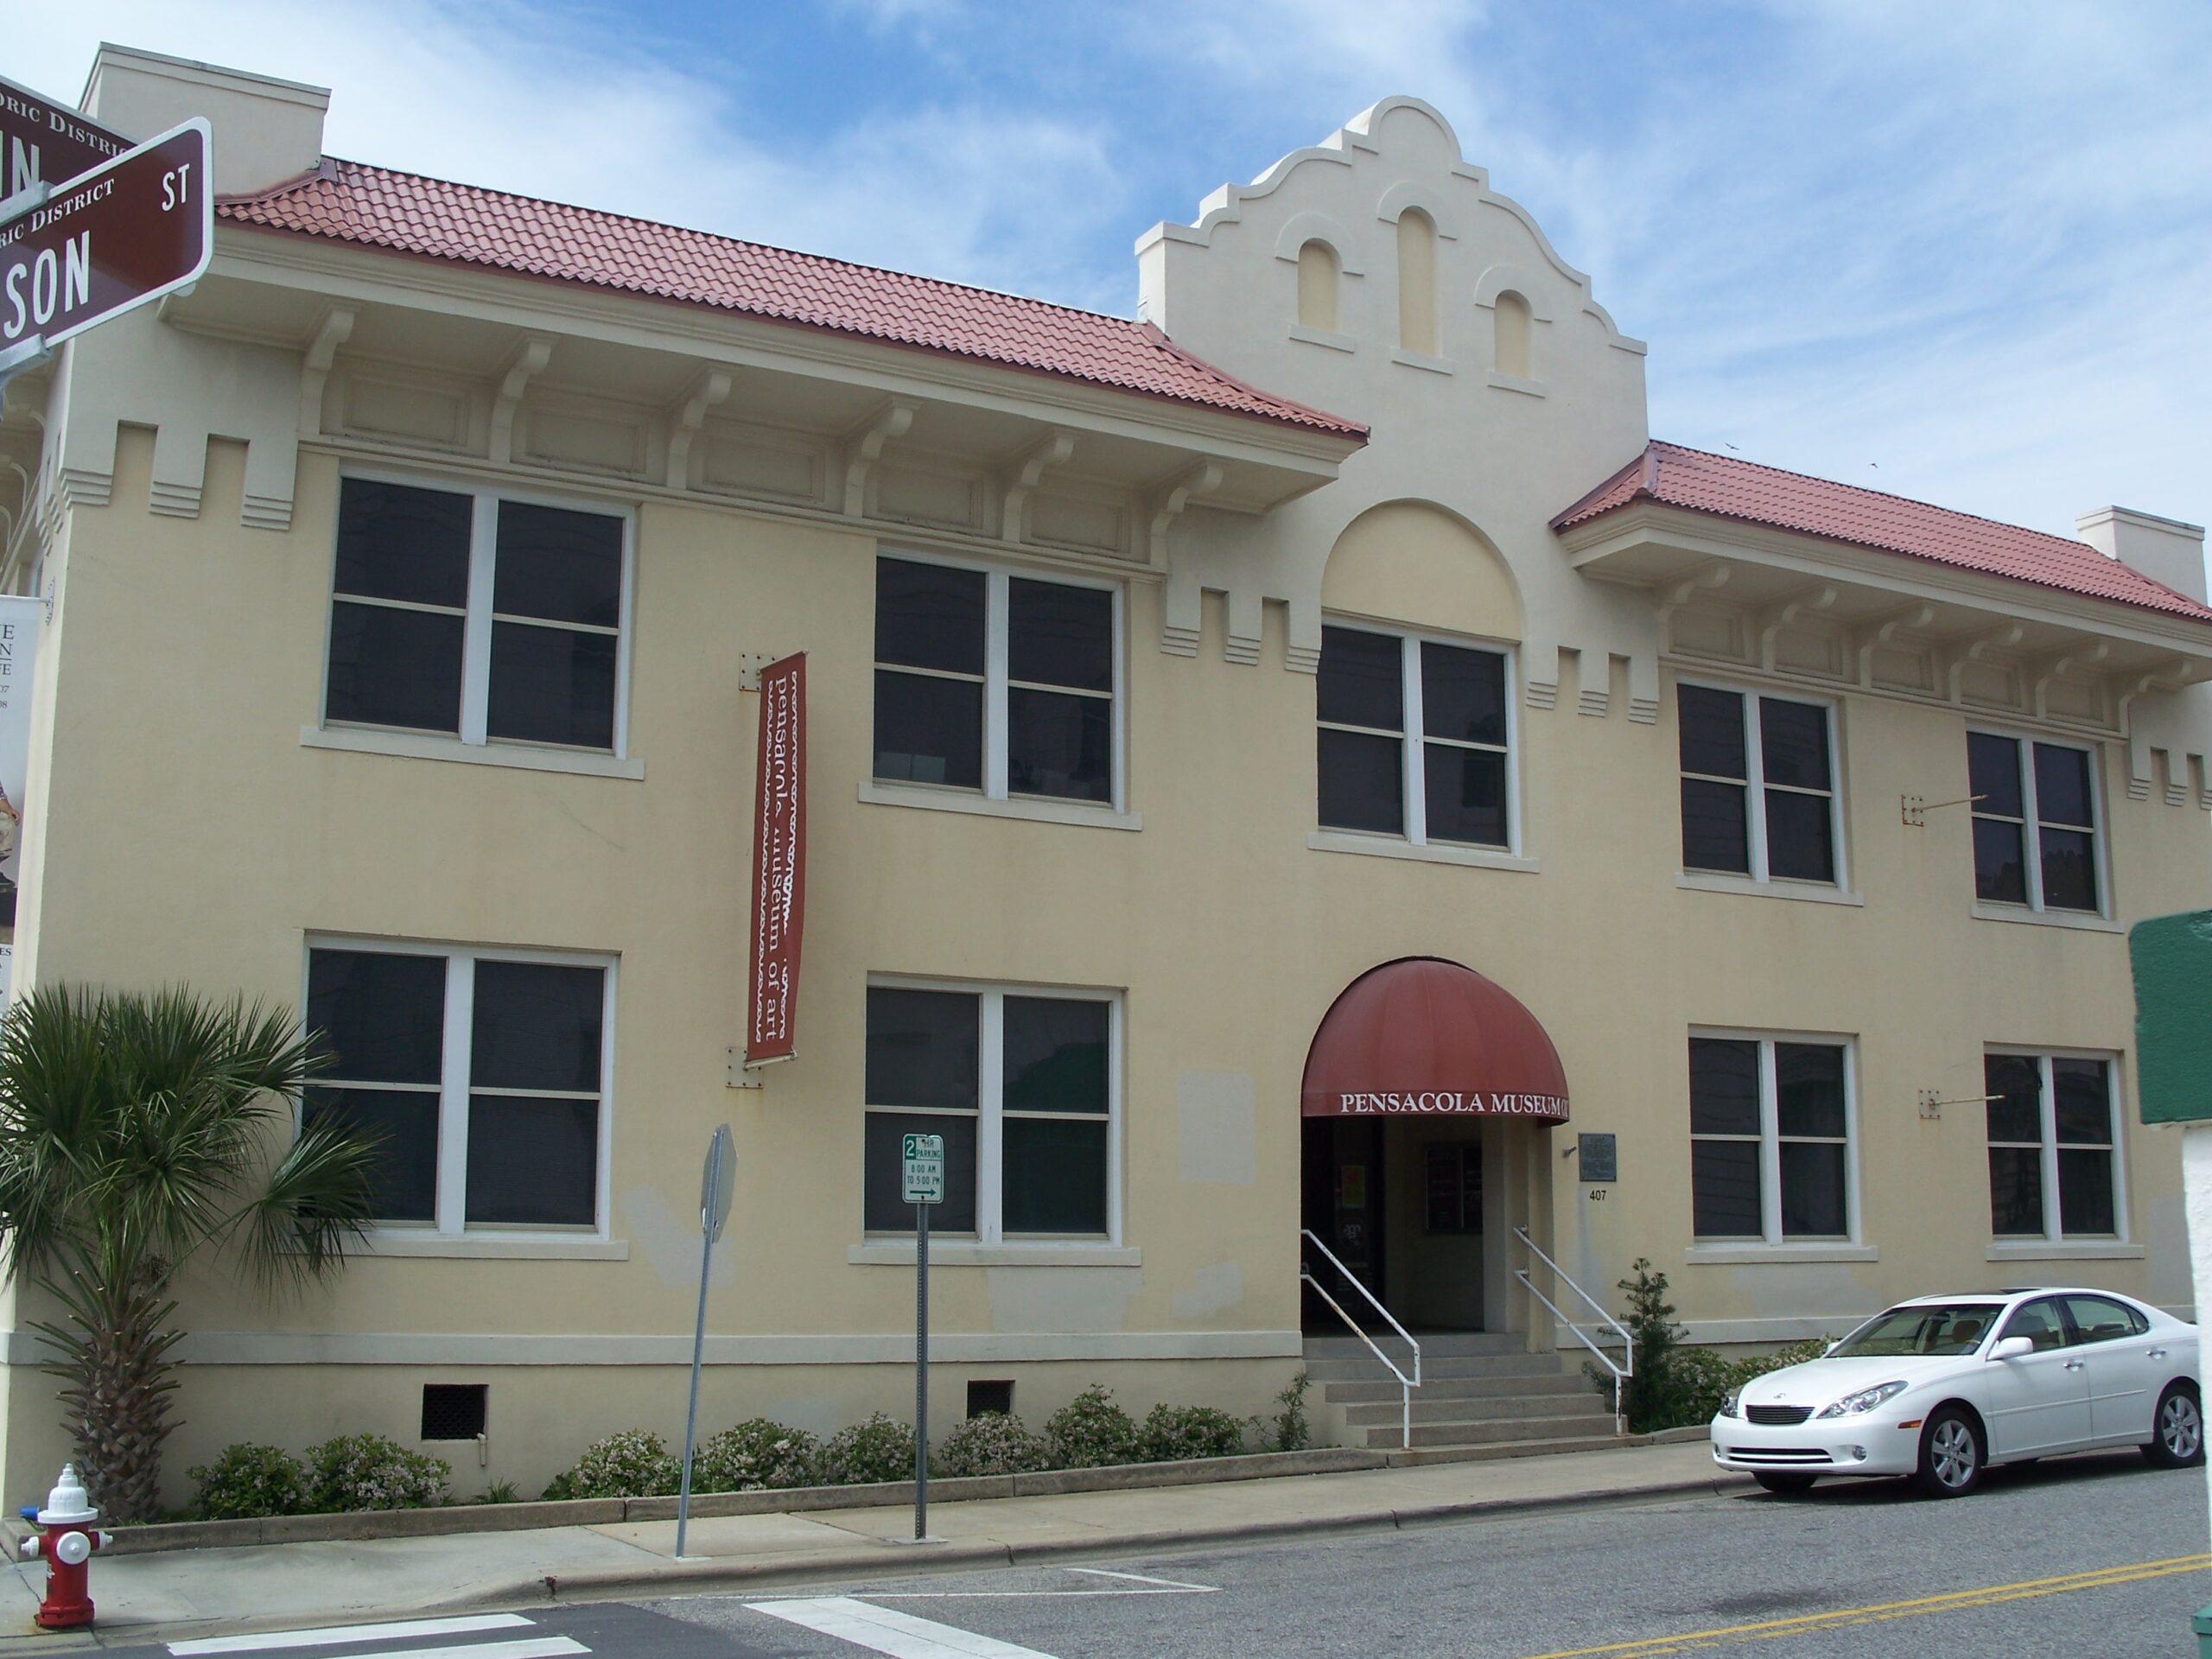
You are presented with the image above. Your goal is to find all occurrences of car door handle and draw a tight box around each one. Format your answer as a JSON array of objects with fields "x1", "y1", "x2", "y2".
[
  {"x1": 2063, "y1": 1360, "x2": 2086, "y2": 1370},
  {"x1": 2149, "y1": 1348, "x2": 2168, "y2": 1359}
]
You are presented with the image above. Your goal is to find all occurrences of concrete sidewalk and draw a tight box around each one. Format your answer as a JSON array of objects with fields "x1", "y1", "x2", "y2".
[{"x1": 0, "y1": 1440, "x2": 1750, "y2": 1653}]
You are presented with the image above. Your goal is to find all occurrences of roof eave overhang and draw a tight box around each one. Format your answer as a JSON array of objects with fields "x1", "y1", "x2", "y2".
[
  {"x1": 174, "y1": 228, "x2": 1358, "y2": 515},
  {"x1": 1560, "y1": 502, "x2": 2212, "y2": 676}
]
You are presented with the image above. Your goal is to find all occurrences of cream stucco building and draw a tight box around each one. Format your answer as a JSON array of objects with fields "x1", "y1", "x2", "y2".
[{"x1": 2, "y1": 48, "x2": 2209, "y2": 1503}]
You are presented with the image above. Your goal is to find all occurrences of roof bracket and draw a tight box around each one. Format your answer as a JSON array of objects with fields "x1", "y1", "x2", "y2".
[
  {"x1": 841, "y1": 398, "x2": 917, "y2": 517},
  {"x1": 998, "y1": 428, "x2": 1075, "y2": 544},
  {"x1": 1943, "y1": 620, "x2": 2024, "y2": 703},
  {"x1": 665, "y1": 367, "x2": 734, "y2": 490},
  {"x1": 1147, "y1": 458, "x2": 1224, "y2": 572},
  {"x1": 489, "y1": 335, "x2": 556, "y2": 465},
  {"x1": 298, "y1": 307, "x2": 356, "y2": 442},
  {"x1": 1852, "y1": 601, "x2": 1936, "y2": 686},
  {"x1": 1755, "y1": 582, "x2": 1838, "y2": 671}
]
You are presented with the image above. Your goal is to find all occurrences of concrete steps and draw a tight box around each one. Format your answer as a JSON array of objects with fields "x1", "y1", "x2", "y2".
[{"x1": 1306, "y1": 1332, "x2": 1621, "y2": 1452}]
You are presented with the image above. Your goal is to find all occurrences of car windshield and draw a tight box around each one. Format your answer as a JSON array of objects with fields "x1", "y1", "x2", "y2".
[{"x1": 1830, "y1": 1304, "x2": 2003, "y2": 1357}]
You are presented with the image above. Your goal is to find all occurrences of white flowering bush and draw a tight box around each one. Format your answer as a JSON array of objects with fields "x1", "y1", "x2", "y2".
[
  {"x1": 817, "y1": 1413, "x2": 916, "y2": 1485},
  {"x1": 1043, "y1": 1384, "x2": 1139, "y2": 1469},
  {"x1": 302, "y1": 1433, "x2": 450, "y2": 1512},
  {"x1": 551, "y1": 1429, "x2": 681, "y2": 1499},
  {"x1": 186, "y1": 1443, "x2": 307, "y2": 1519},
  {"x1": 1138, "y1": 1403, "x2": 1248, "y2": 1462},
  {"x1": 931, "y1": 1412, "x2": 1050, "y2": 1478},
  {"x1": 693, "y1": 1419, "x2": 819, "y2": 1491}
]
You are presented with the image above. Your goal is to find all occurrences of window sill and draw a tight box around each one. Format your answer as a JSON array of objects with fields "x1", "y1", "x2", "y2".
[
  {"x1": 1684, "y1": 1243, "x2": 1877, "y2": 1265},
  {"x1": 1289, "y1": 324, "x2": 1357, "y2": 353},
  {"x1": 859, "y1": 780, "x2": 1141, "y2": 832},
  {"x1": 1308, "y1": 830, "x2": 1539, "y2": 873},
  {"x1": 1986, "y1": 1240, "x2": 2144, "y2": 1261},
  {"x1": 848, "y1": 1243, "x2": 1141, "y2": 1268},
  {"x1": 357, "y1": 1232, "x2": 630, "y2": 1261},
  {"x1": 1486, "y1": 372, "x2": 1546, "y2": 398},
  {"x1": 302, "y1": 726, "x2": 645, "y2": 781},
  {"x1": 1675, "y1": 872, "x2": 1863, "y2": 906},
  {"x1": 1389, "y1": 349, "x2": 1453, "y2": 375},
  {"x1": 1969, "y1": 903, "x2": 2122, "y2": 934}
]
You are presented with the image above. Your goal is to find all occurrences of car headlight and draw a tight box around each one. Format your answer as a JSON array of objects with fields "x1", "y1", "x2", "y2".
[
  {"x1": 1816, "y1": 1381, "x2": 1908, "y2": 1419},
  {"x1": 1718, "y1": 1389, "x2": 1741, "y2": 1419}
]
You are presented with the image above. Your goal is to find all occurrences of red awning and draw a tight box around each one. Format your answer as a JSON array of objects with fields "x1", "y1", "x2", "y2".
[{"x1": 1300, "y1": 957, "x2": 1569, "y2": 1123}]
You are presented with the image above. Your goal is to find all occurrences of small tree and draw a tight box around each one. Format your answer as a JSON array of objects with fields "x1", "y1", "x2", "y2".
[
  {"x1": 0, "y1": 985, "x2": 380, "y2": 1521},
  {"x1": 1615, "y1": 1257, "x2": 1687, "y2": 1433}
]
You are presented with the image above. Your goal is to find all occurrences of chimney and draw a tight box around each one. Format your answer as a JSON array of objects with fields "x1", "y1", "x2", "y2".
[
  {"x1": 2078, "y1": 506, "x2": 2209, "y2": 605},
  {"x1": 79, "y1": 43, "x2": 328, "y2": 198}
]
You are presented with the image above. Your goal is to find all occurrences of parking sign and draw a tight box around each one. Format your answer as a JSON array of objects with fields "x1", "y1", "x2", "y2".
[{"x1": 901, "y1": 1132, "x2": 944, "y2": 1205}]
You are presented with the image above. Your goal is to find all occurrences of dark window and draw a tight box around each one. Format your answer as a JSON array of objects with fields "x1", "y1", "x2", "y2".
[
  {"x1": 1986, "y1": 1053, "x2": 2117, "y2": 1238},
  {"x1": 1424, "y1": 1143, "x2": 1482, "y2": 1234},
  {"x1": 967, "y1": 1380, "x2": 1014, "y2": 1419},
  {"x1": 864, "y1": 988, "x2": 1112, "y2": 1240},
  {"x1": 1970, "y1": 734, "x2": 2099, "y2": 912},
  {"x1": 325, "y1": 480, "x2": 624, "y2": 750},
  {"x1": 420, "y1": 1384, "x2": 487, "y2": 1440},
  {"x1": 874, "y1": 560, "x2": 1116, "y2": 804},
  {"x1": 1319, "y1": 628, "x2": 1510, "y2": 848},
  {"x1": 306, "y1": 946, "x2": 606, "y2": 1230},
  {"x1": 2060, "y1": 1295, "x2": 2145, "y2": 1344},
  {"x1": 1691, "y1": 1036, "x2": 1851, "y2": 1242},
  {"x1": 1679, "y1": 686, "x2": 1836, "y2": 882}
]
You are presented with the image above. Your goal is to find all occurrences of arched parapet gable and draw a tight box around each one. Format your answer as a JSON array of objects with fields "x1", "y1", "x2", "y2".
[
  {"x1": 1473, "y1": 263, "x2": 1554, "y2": 321},
  {"x1": 1471, "y1": 197, "x2": 1640, "y2": 352},
  {"x1": 1342, "y1": 97, "x2": 1479, "y2": 178},
  {"x1": 1321, "y1": 499, "x2": 1523, "y2": 643},
  {"x1": 1375, "y1": 181, "x2": 1459, "y2": 240},
  {"x1": 1273, "y1": 212, "x2": 1367, "y2": 275}
]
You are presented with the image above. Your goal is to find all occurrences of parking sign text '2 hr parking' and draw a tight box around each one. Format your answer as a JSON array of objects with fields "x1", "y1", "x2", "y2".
[{"x1": 1, "y1": 118, "x2": 211, "y2": 350}]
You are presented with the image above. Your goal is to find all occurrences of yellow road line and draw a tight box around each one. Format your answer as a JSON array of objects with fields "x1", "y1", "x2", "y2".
[{"x1": 1514, "y1": 1553, "x2": 2212, "y2": 1657}]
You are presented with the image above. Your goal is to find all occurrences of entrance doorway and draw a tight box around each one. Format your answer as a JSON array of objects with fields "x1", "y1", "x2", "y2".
[{"x1": 1300, "y1": 1116, "x2": 1491, "y2": 1333}]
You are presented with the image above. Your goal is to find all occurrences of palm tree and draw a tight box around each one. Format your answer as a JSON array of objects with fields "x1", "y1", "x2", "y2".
[{"x1": 0, "y1": 985, "x2": 382, "y2": 1522}]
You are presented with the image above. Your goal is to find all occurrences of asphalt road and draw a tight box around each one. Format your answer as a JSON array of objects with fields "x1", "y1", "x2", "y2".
[{"x1": 84, "y1": 1449, "x2": 2212, "y2": 1659}]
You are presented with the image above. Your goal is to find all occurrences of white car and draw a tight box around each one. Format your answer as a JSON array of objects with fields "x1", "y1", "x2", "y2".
[{"x1": 1710, "y1": 1288, "x2": 2201, "y2": 1497}]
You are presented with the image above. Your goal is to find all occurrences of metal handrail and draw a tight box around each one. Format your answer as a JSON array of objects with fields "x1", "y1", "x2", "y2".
[
  {"x1": 1512, "y1": 1225, "x2": 1633, "y2": 1432},
  {"x1": 1300, "y1": 1227, "x2": 1421, "y2": 1449}
]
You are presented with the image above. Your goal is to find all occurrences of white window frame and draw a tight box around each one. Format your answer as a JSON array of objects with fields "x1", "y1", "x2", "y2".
[
  {"x1": 302, "y1": 935, "x2": 619, "y2": 1242},
  {"x1": 1687, "y1": 1028, "x2": 1861, "y2": 1247},
  {"x1": 1316, "y1": 620, "x2": 1522, "y2": 856},
  {"x1": 1983, "y1": 1046, "x2": 2128, "y2": 1244},
  {"x1": 1967, "y1": 728, "x2": 2109, "y2": 919},
  {"x1": 1677, "y1": 679, "x2": 1847, "y2": 890},
  {"x1": 863, "y1": 976, "x2": 1123, "y2": 1247},
  {"x1": 321, "y1": 469, "x2": 639, "y2": 759},
  {"x1": 872, "y1": 551, "x2": 1127, "y2": 813}
]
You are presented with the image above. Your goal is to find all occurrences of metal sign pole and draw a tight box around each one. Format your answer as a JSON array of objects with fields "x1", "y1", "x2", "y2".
[
  {"x1": 914, "y1": 1193, "x2": 929, "y2": 1541},
  {"x1": 676, "y1": 1125, "x2": 734, "y2": 1561}
]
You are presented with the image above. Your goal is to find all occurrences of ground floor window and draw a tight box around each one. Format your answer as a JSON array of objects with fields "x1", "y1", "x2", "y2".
[
  {"x1": 863, "y1": 982, "x2": 1116, "y2": 1240},
  {"x1": 1985, "y1": 1052, "x2": 2120, "y2": 1239},
  {"x1": 1688, "y1": 1033, "x2": 1853, "y2": 1242},
  {"x1": 306, "y1": 940, "x2": 613, "y2": 1231}
]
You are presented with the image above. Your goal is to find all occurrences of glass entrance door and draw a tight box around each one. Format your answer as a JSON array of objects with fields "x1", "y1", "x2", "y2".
[{"x1": 1302, "y1": 1117, "x2": 1386, "y2": 1326}]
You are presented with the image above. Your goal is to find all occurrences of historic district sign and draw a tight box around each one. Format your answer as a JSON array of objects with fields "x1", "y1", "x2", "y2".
[
  {"x1": 1, "y1": 118, "x2": 212, "y2": 353},
  {"x1": 0, "y1": 73, "x2": 130, "y2": 195}
]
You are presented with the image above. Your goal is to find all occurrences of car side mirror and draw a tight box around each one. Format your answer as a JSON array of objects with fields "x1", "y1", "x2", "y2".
[{"x1": 1989, "y1": 1336, "x2": 2034, "y2": 1361}]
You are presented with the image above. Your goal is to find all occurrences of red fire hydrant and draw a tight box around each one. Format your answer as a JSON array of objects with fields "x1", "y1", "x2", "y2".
[{"x1": 16, "y1": 1465, "x2": 111, "y2": 1630}]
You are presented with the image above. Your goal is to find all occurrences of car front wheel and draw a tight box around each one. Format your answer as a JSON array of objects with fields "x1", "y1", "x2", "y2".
[
  {"x1": 1914, "y1": 1407, "x2": 1983, "y2": 1497},
  {"x1": 1753, "y1": 1471, "x2": 1816, "y2": 1495},
  {"x1": 2145, "y1": 1383, "x2": 2204, "y2": 1469}
]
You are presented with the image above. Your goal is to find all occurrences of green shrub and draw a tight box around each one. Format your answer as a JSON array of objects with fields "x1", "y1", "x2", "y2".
[
  {"x1": 693, "y1": 1419, "x2": 820, "y2": 1491},
  {"x1": 474, "y1": 1480, "x2": 521, "y2": 1505},
  {"x1": 186, "y1": 1443, "x2": 307, "y2": 1520},
  {"x1": 302, "y1": 1434, "x2": 450, "y2": 1512},
  {"x1": 1265, "y1": 1372, "x2": 1312, "y2": 1452},
  {"x1": 1595, "y1": 1260, "x2": 1838, "y2": 1433},
  {"x1": 1044, "y1": 1384, "x2": 1140, "y2": 1468},
  {"x1": 818, "y1": 1413, "x2": 916, "y2": 1485},
  {"x1": 932, "y1": 1412, "x2": 1050, "y2": 1478},
  {"x1": 556, "y1": 1429, "x2": 680, "y2": 1499},
  {"x1": 1140, "y1": 1403, "x2": 1247, "y2": 1462}
]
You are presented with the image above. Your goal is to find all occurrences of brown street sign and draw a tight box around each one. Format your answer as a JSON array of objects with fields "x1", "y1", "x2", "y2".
[
  {"x1": 1, "y1": 119, "x2": 211, "y2": 352},
  {"x1": 1, "y1": 73, "x2": 130, "y2": 195}
]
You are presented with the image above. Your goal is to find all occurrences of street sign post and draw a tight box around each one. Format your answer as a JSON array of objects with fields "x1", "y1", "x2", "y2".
[
  {"x1": 0, "y1": 118, "x2": 213, "y2": 384},
  {"x1": 902, "y1": 1131, "x2": 944, "y2": 1541},
  {"x1": 674, "y1": 1123, "x2": 735, "y2": 1560},
  {"x1": 0, "y1": 73, "x2": 131, "y2": 202}
]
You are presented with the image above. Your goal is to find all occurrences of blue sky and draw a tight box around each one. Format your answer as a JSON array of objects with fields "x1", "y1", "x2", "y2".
[{"x1": 17, "y1": 1, "x2": 2212, "y2": 552}]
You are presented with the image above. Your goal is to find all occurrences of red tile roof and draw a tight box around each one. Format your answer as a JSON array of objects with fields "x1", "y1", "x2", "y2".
[
  {"x1": 1554, "y1": 442, "x2": 2212, "y2": 623},
  {"x1": 216, "y1": 160, "x2": 1364, "y2": 440}
]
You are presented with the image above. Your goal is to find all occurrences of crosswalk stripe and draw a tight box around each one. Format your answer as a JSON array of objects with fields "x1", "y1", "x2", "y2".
[
  {"x1": 749, "y1": 1597, "x2": 1061, "y2": 1659},
  {"x1": 170, "y1": 1617, "x2": 537, "y2": 1656},
  {"x1": 173, "y1": 1637, "x2": 577, "y2": 1659}
]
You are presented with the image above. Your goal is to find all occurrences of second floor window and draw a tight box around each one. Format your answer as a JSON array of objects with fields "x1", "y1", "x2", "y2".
[
  {"x1": 1689, "y1": 1034, "x2": 1853, "y2": 1243},
  {"x1": 1678, "y1": 684, "x2": 1839, "y2": 884},
  {"x1": 1317, "y1": 625, "x2": 1511, "y2": 849},
  {"x1": 873, "y1": 556, "x2": 1117, "y2": 805},
  {"x1": 325, "y1": 478, "x2": 629, "y2": 752},
  {"x1": 1986, "y1": 1052, "x2": 2119, "y2": 1239},
  {"x1": 1969, "y1": 734, "x2": 2100, "y2": 912}
]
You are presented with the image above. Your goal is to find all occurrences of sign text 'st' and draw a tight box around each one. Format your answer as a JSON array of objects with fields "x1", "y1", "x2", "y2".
[{"x1": 1, "y1": 119, "x2": 212, "y2": 351}]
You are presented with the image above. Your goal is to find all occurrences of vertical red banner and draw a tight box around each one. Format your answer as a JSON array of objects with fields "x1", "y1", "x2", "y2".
[{"x1": 745, "y1": 654, "x2": 806, "y2": 1064}]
